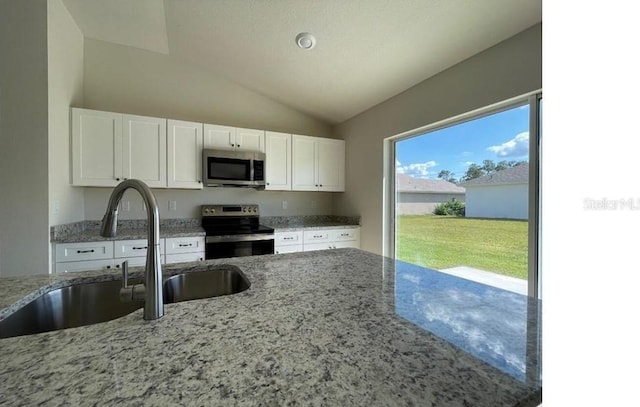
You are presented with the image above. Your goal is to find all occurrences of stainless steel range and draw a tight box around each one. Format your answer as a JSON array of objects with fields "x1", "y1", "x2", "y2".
[{"x1": 201, "y1": 204, "x2": 274, "y2": 260}]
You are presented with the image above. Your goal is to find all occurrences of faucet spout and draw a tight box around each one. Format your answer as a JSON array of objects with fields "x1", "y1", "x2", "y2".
[{"x1": 101, "y1": 179, "x2": 163, "y2": 320}]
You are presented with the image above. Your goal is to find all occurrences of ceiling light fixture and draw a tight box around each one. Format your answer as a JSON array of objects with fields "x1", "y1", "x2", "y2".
[{"x1": 295, "y1": 32, "x2": 316, "y2": 50}]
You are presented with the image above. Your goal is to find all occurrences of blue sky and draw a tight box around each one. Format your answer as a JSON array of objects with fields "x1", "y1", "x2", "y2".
[{"x1": 396, "y1": 105, "x2": 530, "y2": 180}]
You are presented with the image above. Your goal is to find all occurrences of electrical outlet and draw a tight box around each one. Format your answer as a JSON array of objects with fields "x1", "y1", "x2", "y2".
[
  {"x1": 52, "y1": 200, "x2": 60, "y2": 214},
  {"x1": 169, "y1": 200, "x2": 177, "y2": 211},
  {"x1": 311, "y1": 200, "x2": 317, "y2": 209},
  {"x1": 121, "y1": 201, "x2": 130, "y2": 212},
  {"x1": 282, "y1": 200, "x2": 288, "y2": 210}
]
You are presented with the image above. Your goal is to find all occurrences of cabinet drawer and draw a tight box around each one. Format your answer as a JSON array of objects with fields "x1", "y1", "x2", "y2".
[
  {"x1": 275, "y1": 231, "x2": 303, "y2": 246},
  {"x1": 329, "y1": 228, "x2": 360, "y2": 242},
  {"x1": 55, "y1": 259, "x2": 115, "y2": 273},
  {"x1": 55, "y1": 241, "x2": 114, "y2": 262},
  {"x1": 114, "y1": 239, "x2": 165, "y2": 258},
  {"x1": 275, "y1": 245, "x2": 303, "y2": 254},
  {"x1": 303, "y1": 230, "x2": 330, "y2": 243},
  {"x1": 165, "y1": 252, "x2": 205, "y2": 264},
  {"x1": 165, "y1": 237, "x2": 205, "y2": 254}
]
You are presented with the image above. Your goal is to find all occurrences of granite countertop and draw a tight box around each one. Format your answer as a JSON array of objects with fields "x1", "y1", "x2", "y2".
[
  {"x1": 261, "y1": 215, "x2": 360, "y2": 231},
  {"x1": 51, "y1": 219, "x2": 206, "y2": 243},
  {"x1": 0, "y1": 249, "x2": 541, "y2": 406}
]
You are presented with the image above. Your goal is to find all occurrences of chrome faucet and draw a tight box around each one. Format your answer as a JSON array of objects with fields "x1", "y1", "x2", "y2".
[{"x1": 100, "y1": 179, "x2": 163, "y2": 320}]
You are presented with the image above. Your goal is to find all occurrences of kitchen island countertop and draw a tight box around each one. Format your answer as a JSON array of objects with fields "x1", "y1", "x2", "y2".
[{"x1": 0, "y1": 249, "x2": 541, "y2": 406}]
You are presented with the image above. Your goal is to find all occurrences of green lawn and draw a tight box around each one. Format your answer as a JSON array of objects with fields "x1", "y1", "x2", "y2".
[{"x1": 396, "y1": 215, "x2": 528, "y2": 279}]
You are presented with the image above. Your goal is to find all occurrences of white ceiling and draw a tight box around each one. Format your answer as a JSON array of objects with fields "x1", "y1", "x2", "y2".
[{"x1": 62, "y1": 0, "x2": 541, "y2": 124}]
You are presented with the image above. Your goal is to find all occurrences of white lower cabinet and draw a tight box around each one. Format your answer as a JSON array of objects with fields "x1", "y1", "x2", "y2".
[
  {"x1": 54, "y1": 236, "x2": 205, "y2": 273},
  {"x1": 273, "y1": 227, "x2": 360, "y2": 254},
  {"x1": 164, "y1": 237, "x2": 205, "y2": 264},
  {"x1": 302, "y1": 227, "x2": 360, "y2": 252},
  {"x1": 55, "y1": 259, "x2": 116, "y2": 274},
  {"x1": 274, "y1": 231, "x2": 303, "y2": 254},
  {"x1": 165, "y1": 253, "x2": 205, "y2": 264}
]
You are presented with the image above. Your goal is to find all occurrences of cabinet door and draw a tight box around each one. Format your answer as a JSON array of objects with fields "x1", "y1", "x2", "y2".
[
  {"x1": 317, "y1": 138, "x2": 345, "y2": 192},
  {"x1": 265, "y1": 131, "x2": 291, "y2": 190},
  {"x1": 165, "y1": 253, "x2": 205, "y2": 264},
  {"x1": 167, "y1": 120, "x2": 203, "y2": 189},
  {"x1": 55, "y1": 259, "x2": 116, "y2": 273},
  {"x1": 71, "y1": 108, "x2": 122, "y2": 186},
  {"x1": 236, "y1": 128, "x2": 265, "y2": 152},
  {"x1": 203, "y1": 124, "x2": 236, "y2": 150},
  {"x1": 291, "y1": 135, "x2": 318, "y2": 191},
  {"x1": 122, "y1": 114, "x2": 167, "y2": 188}
]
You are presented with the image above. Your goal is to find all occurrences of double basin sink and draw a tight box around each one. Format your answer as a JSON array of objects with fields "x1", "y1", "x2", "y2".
[{"x1": 0, "y1": 265, "x2": 250, "y2": 339}]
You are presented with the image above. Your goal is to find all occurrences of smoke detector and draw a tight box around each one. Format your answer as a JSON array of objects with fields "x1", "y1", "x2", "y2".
[{"x1": 295, "y1": 32, "x2": 316, "y2": 50}]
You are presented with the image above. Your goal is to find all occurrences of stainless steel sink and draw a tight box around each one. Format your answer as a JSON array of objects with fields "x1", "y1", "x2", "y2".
[
  {"x1": 0, "y1": 265, "x2": 250, "y2": 339},
  {"x1": 0, "y1": 279, "x2": 143, "y2": 339},
  {"x1": 163, "y1": 265, "x2": 250, "y2": 303}
]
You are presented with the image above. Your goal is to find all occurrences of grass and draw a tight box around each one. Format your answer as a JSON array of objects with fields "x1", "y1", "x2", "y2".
[{"x1": 396, "y1": 215, "x2": 528, "y2": 280}]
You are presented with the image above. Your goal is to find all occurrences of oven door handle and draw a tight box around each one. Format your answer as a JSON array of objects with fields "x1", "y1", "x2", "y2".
[{"x1": 205, "y1": 234, "x2": 275, "y2": 244}]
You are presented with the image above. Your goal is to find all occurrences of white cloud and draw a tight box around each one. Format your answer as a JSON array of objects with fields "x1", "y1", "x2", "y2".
[
  {"x1": 487, "y1": 132, "x2": 529, "y2": 158},
  {"x1": 396, "y1": 161, "x2": 437, "y2": 178}
]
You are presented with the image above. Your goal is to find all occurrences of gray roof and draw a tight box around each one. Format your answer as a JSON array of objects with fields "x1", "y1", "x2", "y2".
[
  {"x1": 460, "y1": 163, "x2": 529, "y2": 186},
  {"x1": 396, "y1": 174, "x2": 466, "y2": 193}
]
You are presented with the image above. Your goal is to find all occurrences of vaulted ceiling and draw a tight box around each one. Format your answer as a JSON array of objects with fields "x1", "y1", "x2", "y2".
[{"x1": 61, "y1": 0, "x2": 541, "y2": 124}]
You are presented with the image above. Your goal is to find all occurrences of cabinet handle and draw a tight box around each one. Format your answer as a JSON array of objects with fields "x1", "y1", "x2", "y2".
[
  {"x1": 320, "y1": 184, "x2": 323, "y2": 187},
  {"x1": 77, "y1": 249, "x2": 95, "y2": 254},
  {"x1": 231, "y1": 143, "x2": 235, "y2": 147},
  {"x1": 106, "y1": 265, "x2": 111, "y2": 269},
  {"x1": 198, "y1": 180, "x2": 202, "y2": 183},
  {"x1": 132, "y1": 246, "x2": 147, "y2": 250},
  {"x1": 237, "y1": 144, "x2": 240, "y2": 147},
  {"x1": 178, "y1": 243, "x2": 193, "y2": 247},
  {"x1": 116, "y1": 178, "x2": 120, "y2": 181}
]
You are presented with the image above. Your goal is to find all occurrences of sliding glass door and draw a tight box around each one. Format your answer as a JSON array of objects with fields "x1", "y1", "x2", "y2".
[{"x1": 390, "y1": 94, "x2": 541, "y2": 298}]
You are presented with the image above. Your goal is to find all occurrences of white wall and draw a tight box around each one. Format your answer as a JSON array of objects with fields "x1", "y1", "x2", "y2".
[
  {"x1": 334, "y1": 24, "x2": 542, "y2": 254},
  {"x1": 397, "y1": 192, "x2": 465, "y2": 215},
  {"x1": 80, "y1": 39, "x2": 336, "y2": 221},
  {"x1": 48, "y1": 0, "x2": 84, "y2": 226},
  {"x1": 465, "y1": 184, "x2": 528, "y2": 220},
  {"x1": 0, "y1": 0, "x2": 50, "y2": 277}
]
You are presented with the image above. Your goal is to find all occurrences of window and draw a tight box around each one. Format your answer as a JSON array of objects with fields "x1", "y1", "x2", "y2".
[{"x1": 385, "y1": 93, "x2": 542, "y2": 298}]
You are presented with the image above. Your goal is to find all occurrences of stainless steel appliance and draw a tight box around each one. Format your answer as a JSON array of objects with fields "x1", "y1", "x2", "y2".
[
  {"x1": 201, "y1": 204, "x2": 274, "y2": 259},
  {"x1": 202, "y1": 149, "x2": 266, "y2": 189}
]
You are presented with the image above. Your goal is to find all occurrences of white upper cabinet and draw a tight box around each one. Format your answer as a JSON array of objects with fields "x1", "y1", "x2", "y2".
[
  {"x1": 72, "y1": 108, "x2": 167, "y2": 187},
  {"x1": 292, "y1": 135, "x2": 345, "y2": 192},
  {"x1": 204, "y1": 124, "x2": 265, "y2": 152},
  {"x1": 291, "y1": 135, "x2": 318, "y2": 191},
  {"x1": 317, "y1": 137, "x2": 345, "y2": 192},
  {"x1": 167, "y1": 119, "x2": 203, "y2": 189},
  {"x1": 122, "y1": 114, "x2": 167, "y2": 188},
  {"x1": 265, "y1": 131, "x2": 291, "y2": 190},
  {"x1": 236, "y1": 128, "x2": 265, "y2": 152},
  {"x1": 72, "y1": 108, "x2": 123, "y2": 187}
]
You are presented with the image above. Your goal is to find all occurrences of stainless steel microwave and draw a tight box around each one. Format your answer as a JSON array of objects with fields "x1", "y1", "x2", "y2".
[{"x1": 202, "y1": 149, "x2": 266, "y2": 189}]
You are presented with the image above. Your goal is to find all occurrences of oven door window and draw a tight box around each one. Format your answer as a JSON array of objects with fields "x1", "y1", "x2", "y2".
[
  {"x1": 206, "y1": 239, "x2": 274, "y2": 259},
  {"x1": 207, "y1": 157, "x2": 250, "y2": 181}
]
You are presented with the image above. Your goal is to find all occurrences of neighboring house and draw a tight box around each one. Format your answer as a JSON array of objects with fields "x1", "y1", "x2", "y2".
[
  {"x1": 396, "y1": 174, "x2": 466, "y2": 215},
  {"x1": 461, "y1": 164, "x2": 529, "y2": 220}
]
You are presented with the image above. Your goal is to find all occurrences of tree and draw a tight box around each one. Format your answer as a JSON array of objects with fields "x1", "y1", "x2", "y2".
[
  {"x1": 437, "y1": 170, "x2": 457, "y2": 183},
  {"x1": 482, "y1": 160, "x2": 496, "y2": 174},
  {"x1": 461, "y1": 164, "x2": 485, "y2": 181}
]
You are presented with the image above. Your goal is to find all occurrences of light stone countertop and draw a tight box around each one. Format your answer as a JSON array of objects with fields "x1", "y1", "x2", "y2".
[{"x1": 0, "y1": 249, "x2": 541, "y2": 406}]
